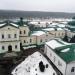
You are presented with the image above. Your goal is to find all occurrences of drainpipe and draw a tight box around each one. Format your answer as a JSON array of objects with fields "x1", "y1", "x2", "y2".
[{"x1": 65, "y1": 63, "x2": 67, "y2": 75}]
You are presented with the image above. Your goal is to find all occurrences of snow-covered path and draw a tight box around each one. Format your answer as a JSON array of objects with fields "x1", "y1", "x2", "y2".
[{"x1": 12, "y1": 51, "x2": 57, "y2": 75}]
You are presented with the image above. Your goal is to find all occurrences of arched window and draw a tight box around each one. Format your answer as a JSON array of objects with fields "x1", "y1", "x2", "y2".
[
  {"x1": 8, "y1": 34, "x2": 11, "y2": 38},
  {"x1": 8, "y1": 45, "x2": 12, "y2": 52},
  {"x1": 2, "y1": 34, "x2": 4, "y2": 39},
  {"x1": 30, "y1": 39, "x2": 32, "y2": 43},
  {"x1": 15, "y1": 45, "x2": 17, "y2": 49},
  {"x1": 20, "y1": 31, "x2": 22, "y2": 34},
  {"x1": 14, "y1": 34, "x2": 17, "y2": 38},
  {"x1": 40, "y1": 39, "x2": 42, "y2": 42},
  {"x1": 2, "y1": 46, "x2": 5, "y2": 50},
  {"x1": 53, "y1": 73, "x2": 55, "y2": 75},
  {"x1": 24, "y1": 30, "x2": 26, "y2": 34},
  {"x1": 71, "y1": 67, "x2": 75, "y2": 72},
  {"x1": 24, "y1": 40, "x2": 26, "y2": 43}
]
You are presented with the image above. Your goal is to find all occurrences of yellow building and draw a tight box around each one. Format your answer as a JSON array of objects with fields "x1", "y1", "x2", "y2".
[
  {"x1": 0, "y1": 22, "x2": 20, "y2": 53},
  {"x1": 42, "y1": 28, "x2": 65, "y2": 41}
]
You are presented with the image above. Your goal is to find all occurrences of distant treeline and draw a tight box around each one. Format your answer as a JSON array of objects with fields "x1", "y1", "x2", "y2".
[{"x1": 0, "y1": 10, "x2": 75, "y2": 19}]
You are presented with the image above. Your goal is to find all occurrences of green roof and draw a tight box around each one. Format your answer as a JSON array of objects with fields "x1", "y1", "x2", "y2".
[
  {"x1": 54, "y1": 44, "x2": 75, "y2": 63},
  {"x1": 68, "y1": 21, "x2": 75, "y2": 26},
  {"x1": 68, "y1": 28, "x2": 75, "y2": 32}
]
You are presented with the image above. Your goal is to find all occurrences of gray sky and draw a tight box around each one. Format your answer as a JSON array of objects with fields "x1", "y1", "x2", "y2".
[{"x1": 0, "y1": 0, "x2": 75, "y2": 12}]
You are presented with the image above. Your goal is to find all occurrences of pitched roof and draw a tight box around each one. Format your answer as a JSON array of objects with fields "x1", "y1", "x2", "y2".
[
  {"x1": 46, "y1": 39, "x2": 75, "y2": 63},
  {"x1": 12, "y1": 52, "x2": 56, "y2": 75},
  {"x1": 42, "y1": 28, "x2": 55, "y2": 31},
  {"x1": 46, "y1": 39, "x2": 65, "y2": 49},
  {"x1": 0, "y1": 22, "x2": 19, "y2": 28},
  {"x1": 31, "y1": 31, "x2": 46, "y2": 36},
  {"x1": 42, "y1": 28, "x2": 63, "y2": 32},
  {"x1": 55, "y1": 44, "x2": 75, "y2": 63}
]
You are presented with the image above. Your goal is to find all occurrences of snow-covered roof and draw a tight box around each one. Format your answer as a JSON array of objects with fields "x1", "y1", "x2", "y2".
[
  {"x1": 57, "y1": 24, "x2": 66, "y2": 28},
  {"x1": 10, "y1": 23, "x2": 19, "y2": 27},
  {"x1": 57, "y1": 28, "x2": 63, "y2": 30},
  {"x1": 29, "y1": 21, "x2": 38, "y2": 24},
  {"x1": 24, "y1": 24, "x2": 28, "y2": 26},
  {"x1": 64, "y1": 28, "x2": 70, "y2": 31},
  {"x1": 42, "y1": 28, "x2": 55, "y2": 31},
  {"x1": 68, "y1": 25, "x2": 75, "y2": 28},
  {"x1": 0, "y1": 22, "x2": 19, "y2": 28},
  {"x1": 12, "y1": 52, "x2": 56, "y2": 75},
  {"x1": 57, "y1": 39, "x2": 70, "y2": 45},
  {"x1": 51, "y1": 23, "x2": 58, "y2": 26},
  {"x1": 61, "y1": 48, "x2": 70, "y2": 52},
  {"x1": 42, "y1": 28, "x2": 63, "y2": 32},
  {"x1": 0, "y1": 23, "x2": 6, "y2": 27},
  {"x1": 45, "y1": 39, "x2": 75, "y2": 63},
  {"x1": 23, "y1": 45, "x2": 36, "y2": 49},
  {"x1": 32, "y1": 31, "x2": 46, "y2": 36},
  {"x1": 46, "y1": 39, "x2": 65, "y2": 49}
]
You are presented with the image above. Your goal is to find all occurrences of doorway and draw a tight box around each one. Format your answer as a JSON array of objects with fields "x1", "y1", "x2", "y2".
[{"x1": 8, "y1": 45, "x2": 12, "y2": 52}]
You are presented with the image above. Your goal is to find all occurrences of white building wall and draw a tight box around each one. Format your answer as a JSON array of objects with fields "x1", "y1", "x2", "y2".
[
  {"x1": 67, "y1": 31, "x2": 75, "y2": 38},
  {"x1": 46, "y1": 32, "x2": 55, "y2": 41},
  {"x1": 19, "y1": 26, "x2": 30, "y2": 36},
  {"x1": 20, "y1": 36, "x2": 36, "y2": 46},
  {"x1": 29, "y1": 36, "x2": 36, "y2": 45},
  {"x1": 44, "y1": 44, "x2": 66, "y2": 75},
  {"x1": 0, "y1": 25, "x2": 20, "y2": 53},
  {"x1": 45, "y1": 30, "x2": 65, "y2": 41},
  {"x1": 55, "y1": 30, "x2": 65, "y2": 38},
  {"x1": 36, "y1": 34, "x2": 46, "y2": 45},
  {"x1": 0, "y1": 41, "x2": 20, "y2": 53},
  {"x1": 0, "y1": 26, "x2": 19, "y2": 41}
]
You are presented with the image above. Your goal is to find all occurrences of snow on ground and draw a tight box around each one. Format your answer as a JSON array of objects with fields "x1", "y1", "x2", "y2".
[{"x1": 12, "y1": 52, "x2": 57, "y2": 75}]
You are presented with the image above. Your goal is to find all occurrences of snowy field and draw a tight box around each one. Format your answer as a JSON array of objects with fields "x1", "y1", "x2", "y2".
[{"x1": 12, "y1": 52, "x2": 57, "y2": 75}]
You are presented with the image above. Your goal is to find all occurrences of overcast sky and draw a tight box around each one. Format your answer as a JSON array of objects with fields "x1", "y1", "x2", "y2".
[{"x1": 0, "y1": 0, "x2": 75, "y2": 13}]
